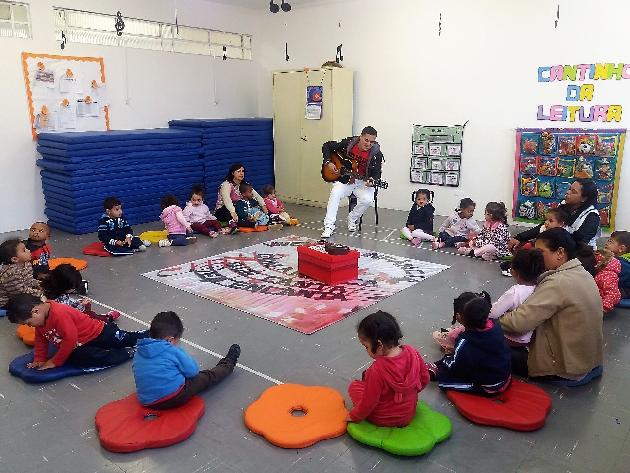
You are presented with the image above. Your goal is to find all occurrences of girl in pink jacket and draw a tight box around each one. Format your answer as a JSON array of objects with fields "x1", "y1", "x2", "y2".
[
  {"x1": 183, "y1": 185, "x2": 226, "y2": 238},
  {"x1": 159, "y1": 195, "x2": 196, "y2": 247},
  {"x1": 261, "y1": 185, "x2": 299, "y2": 226}
]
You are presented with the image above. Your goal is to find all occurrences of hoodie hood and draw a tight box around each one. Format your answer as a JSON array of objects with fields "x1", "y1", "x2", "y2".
[
  {"x1": 137, "y1": 338, "x2": 172, "y2": 358},
  {"x1": 460, "y1": 320, "x2": 507, "y2": 357},
  {"x1": 160, "y1": 205, "x2": 180, "y2": 220},
  {"x1": 373, "y1": 345, "x2": 422, "y2": 402},
  {"x1": 600, "y1": 256, "x2": 622, "y2": 275}
]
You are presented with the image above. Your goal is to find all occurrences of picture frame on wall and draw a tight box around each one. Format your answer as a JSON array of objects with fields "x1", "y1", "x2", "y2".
[
  {"x1": 431, "y1": 159, "x2": 443, "y2": 171},
  {"x1": 445, "y1": 159, "x2": 460, "y2": 171},
  {"x1": 447, "y1": 144, "x2": 462, "y2": 156},
  {"x1": 430, "y1": 172, "x2": 444, "y2": 185},
  {"x1": 410, "y1": 124, "x2": 466, "y2": 188},
  {"x1": 429, "y1": 144, "x2": 443, "y2": 156},
  {"x1": 412, "y1": 156, "x2": 428, "y2": 170},
  {"x1": 410, "y1": 169, "x2": 429, "y2": 183},
  {"x1": 413, "y1": 142, "x2": 428, "y2": 155},
  {"x1": 445, "y1": 172, "x2": 460, "y2": 186}
]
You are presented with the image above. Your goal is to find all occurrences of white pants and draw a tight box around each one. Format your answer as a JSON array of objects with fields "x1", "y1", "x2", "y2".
[
  {"x1": 323, "y1": 180, "x2": 375, "y2": 230},
  {"x1": 401, "y1": 227, "x2": 434, "y2": 241}
]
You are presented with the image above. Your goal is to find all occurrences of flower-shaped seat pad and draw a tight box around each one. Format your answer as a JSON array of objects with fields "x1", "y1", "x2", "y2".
[
  {"x1": 82, "y1": 242, "x2": 111, "y2": 257},
  {"x1": 49, "y1": 257, "x2": 88, "y2": 271}
]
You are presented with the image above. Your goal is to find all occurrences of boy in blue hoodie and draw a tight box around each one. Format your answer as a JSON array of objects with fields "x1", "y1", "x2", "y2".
[
  {"x1": 604, "y1": 231, "x2": 630, "y2": 299},
  {"x1": 427, "y1": 292, "x2": 512, "y2": 395},
  {"x1": 132, "y1": 311, "x2": 240, "y2": 409}
]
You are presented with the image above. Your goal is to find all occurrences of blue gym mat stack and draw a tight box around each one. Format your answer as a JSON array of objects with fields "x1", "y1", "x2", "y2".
[
  {"x1": 36, "y1": 129, "x2": 203, "y2": 234},
  {"x1": 168, "y1": 118, "x2": 274, "y2": 203}
]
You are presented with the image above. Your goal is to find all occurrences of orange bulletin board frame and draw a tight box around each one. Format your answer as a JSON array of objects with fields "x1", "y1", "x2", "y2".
[{"x1": 21, "y1": 52, "x2": 111, "y2": 140}]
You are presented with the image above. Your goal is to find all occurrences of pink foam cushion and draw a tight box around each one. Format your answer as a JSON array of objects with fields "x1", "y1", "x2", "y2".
[
  {"x1": 82, "y1": 242, "x2": 111, "y2": 257},
  {"x1": 95, "y1": 393, "x2": 205, "y2": 452},
  {"x1": 446, "y1": 379, "x2": 551, "y2": 431}
]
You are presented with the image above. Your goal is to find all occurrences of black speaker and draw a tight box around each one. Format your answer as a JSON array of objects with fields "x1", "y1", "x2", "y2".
[{"x1": 269, "y1": 1, "x2": 280, "y2": 13}]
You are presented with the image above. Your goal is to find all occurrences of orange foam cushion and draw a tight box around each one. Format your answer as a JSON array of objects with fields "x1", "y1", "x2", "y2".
[
  {"x1": 16, "y1": 324, "x2": 35, "y2": 346},
  {"x1": 49, "y1": 257, "x2": 88, "y2": 271},
  {"x1": 244, "y1": 384, "x2": 348, "y2": 449},
  {"x1": 446, "y1": 378, "x2": 552, "y2": 431},
  {"x1": 95, "y1": 393, "x2": 205, "y2": 453},
  {"x1": 238, "y1": 225, "x2": 268, "y2": 233}
]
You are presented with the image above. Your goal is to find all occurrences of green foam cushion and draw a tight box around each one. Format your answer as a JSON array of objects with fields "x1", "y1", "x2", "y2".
[{"x1": 346, "y1": 400, "x2": 451, "y2": 456}]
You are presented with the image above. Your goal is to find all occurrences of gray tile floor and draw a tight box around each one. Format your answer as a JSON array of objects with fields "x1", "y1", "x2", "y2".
[{"x1": 1, "y1": 204, "x2": 628, "y2": 473}]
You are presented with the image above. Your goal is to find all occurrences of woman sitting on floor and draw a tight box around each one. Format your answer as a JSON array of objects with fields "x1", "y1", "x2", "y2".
[
  {"x1": 214, "y1": 163, "x2": 268, "y2": 226},
  {"x1": 499, "y1": 228, "x2": 604, "y2": 386}
]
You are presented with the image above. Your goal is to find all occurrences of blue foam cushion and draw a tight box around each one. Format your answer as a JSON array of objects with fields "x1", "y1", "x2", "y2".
[
  {"x1": 617, "y1": 299, "x2": 630, "y2": 308},
  {"x1": 38, "y1": 156, "x2": 201, "y2": 173},
  {"x1": 37, "y1": 148, "x2": 201, "y2": 163},
  {"x1": 9, "y1": 350, "x2": 120, "y2": 383},
  {"x1": 169, "y1": 118, "x2": 272, "y2": 128},
  {"x1": 38, "y1": 128, "x2": 200, "y2": 144},
  {"x1": 38, "y1": 137, "x2": 200, "y2": 151},
  {"x1": 41, "y1": 170, "x2": 201, "y2": 188},
  {"x1": 0, "y1": 309, "x2": 6, "y2": 317},
  {"x1": 38, "y1": 143, "x2": 201, "y2": 158}
]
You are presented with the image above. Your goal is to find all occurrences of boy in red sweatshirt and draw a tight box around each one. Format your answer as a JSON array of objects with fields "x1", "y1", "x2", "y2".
[
  {"x1": 6, "y1": 294, "x2": 148, "y2": 369},
  {"x1": 348, "y1": 311, "x2": 430, "y2": 427}
]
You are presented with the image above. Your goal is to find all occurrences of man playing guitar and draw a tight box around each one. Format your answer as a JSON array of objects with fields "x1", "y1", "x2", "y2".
[{"x1": 320, "y1": 125, "x2": 384, "y2": 239}]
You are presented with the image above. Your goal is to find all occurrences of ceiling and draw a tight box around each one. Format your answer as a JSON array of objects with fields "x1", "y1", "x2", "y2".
[{"x1": 204, "y1": 0, "x2": 341, "y2": 9}]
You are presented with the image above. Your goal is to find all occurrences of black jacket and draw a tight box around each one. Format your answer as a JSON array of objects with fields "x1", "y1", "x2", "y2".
[
  {"x1": 322, "y1": 136, "x2": 384, "y2": 183},
  {"x1": 515, "y1": 203, "x2": 600, "y2": 245},
  {"x1": 406, "y1": 203, "x2": 435, "y2": 234}
]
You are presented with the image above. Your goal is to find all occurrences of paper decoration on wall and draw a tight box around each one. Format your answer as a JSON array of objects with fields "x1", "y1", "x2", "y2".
[
  {"x1": 285, "y1": 42, "x2": 289, "y2": 62},
  {"x1": 305, "y1": 85, "x2": 323, "y2": 120},
  {"x1": 514, "y1": 128, "x2": 626, "y2": 230},
  {"x1": 114, "y1": 11, "x2": 125, "y2": 36},
  {"x1": 21, "y1": 52, "x2": 110, "y2": 139},
  {"x1": 554, "y1": 4, "x2": 560, "y2": 28},
  {"x1": 336, "y1": 44, "x2": 343, "y2": 63},
  {"x1": 410, "y1": 124, "x2": 466, "y2": 187}
]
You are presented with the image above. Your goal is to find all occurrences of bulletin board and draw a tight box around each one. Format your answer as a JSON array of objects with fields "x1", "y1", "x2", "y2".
[
  {"x1": 514, "y1": 127, "x2": 625, "y2": 231},
  {"x1": 21, "y1": 52, "x2": 110, "y2": 139},
  {"x1": 410, "y1": 124, "x2": 465, "y2": 187}
]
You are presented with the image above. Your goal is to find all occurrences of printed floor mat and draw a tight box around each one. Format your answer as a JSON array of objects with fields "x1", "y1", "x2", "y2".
[{"x1": 142, "y1": 235, "x2": 449, "y2": 334}]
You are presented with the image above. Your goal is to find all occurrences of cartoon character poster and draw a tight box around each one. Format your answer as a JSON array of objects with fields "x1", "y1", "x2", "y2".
[{"x1": 514, "y1": 128, "x2": 625, "y2": 230}]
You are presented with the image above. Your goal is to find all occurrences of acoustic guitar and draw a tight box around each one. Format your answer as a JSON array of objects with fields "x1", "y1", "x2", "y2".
[{"x1": 321, "y1": 151, "x2": 389, "y2": 189}]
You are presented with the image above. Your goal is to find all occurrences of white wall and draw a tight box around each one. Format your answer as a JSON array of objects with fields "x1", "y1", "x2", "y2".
[
  {"x1": 0, "y1": 0, "x2": 259, "y2": 233},
  {"x1": 254, "y1": 0, "x2": 630, "y2": 231}
]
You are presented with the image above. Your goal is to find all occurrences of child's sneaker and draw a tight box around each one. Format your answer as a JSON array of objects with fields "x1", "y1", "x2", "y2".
[
  {"x1": 142, "y1": 240, "x2": 152, "y2": 247},
  {"x1": 186, "y1": 236, "x2": 197, "y2": 244},
  {"x1": 81, "y1": 279, "x2": 89, "y2": 295},
  {"x1": 432, "y1": 240, "x2": 445, "y2": 250},
  {"x1": 501, "y1": 269, "x2": 513, "y2": 277},
  {"x1": 107, "y1": 310, "x2": 121, "y2": 322},
  {"x1": 158, "y1": 239, "x2": 172, "y2": 247},
  {"x1": 454, "y1": 241, "x2": 467, "y2": 249},
  {"x1": 411, "y1": 237, "x2": 422, "y2": 246},
  {"x1": 226, "y1": 344, "x2": 241, "y2": 363},
  {"x1": 426, "y1": 362, "x2": 438, "y2": 381},
  {"x1": 208, "y1": 231, "x2": 219, "y2": 238},
  {"x1": 137, "y1": 244, "x2": 147, "y2": 252}
]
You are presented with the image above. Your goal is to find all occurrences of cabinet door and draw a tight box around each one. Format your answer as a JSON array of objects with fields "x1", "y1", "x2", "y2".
[
  {"x1": 272, "y1": 71, "x2": 303, "y2": 202},
  {"x1": 299, "y1": 70, "x2": 334, "y2": 206}
]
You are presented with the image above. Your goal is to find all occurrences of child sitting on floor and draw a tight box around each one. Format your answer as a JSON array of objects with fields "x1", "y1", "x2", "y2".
[
  {"x1": 159, "y1": 194, "x2": 197, "y2": 247},
  {"x1": 262, "y1": 185, "x2": 299, "y2": 226},
  {"x1": 432, "y1": 198, "x2": 480, "y2": 249},
  {"x1": 235, "y1": 183, "x2": 280, "y2": 230},
  {"x1": 183, "y1": 184, "x2": 228, "y2": 238},
  {"x1": 0, "y1": 239, "x2": 42, "y2": 309},
  {"x1": 6, "y1": 293, "x2": 148, "y2": 369},
  {"x1": 458, "y1": 202, "x2": 511, "y2": 260},
  {"x1": 594, "y1": 249, "x2": 621, "y2": 313},
  {"x1": 132, "y1": 311, "x2": 240, "y2": 409},
  {"x1": 501, "y1": 207, "x2": 569, "y2": 276},
  {"x1": 24, "y1": 221, "x2": 52, "y2": 279},
  {"x1": 348, "y1": 311, "x2": 430, "y2": 427},
  {"x1": 98, "y1": 197, "x2": 150, "y2": 256},
  {"x1": 428, "y1": 293, "x2": 512, "y2": 395},
  {"x1": 433, "y1": 249, "x2": 545, "y2": 351},
  {"x1": 400, "y1": 189, "x2": 435, "y2": 246},
  {"x1": 40, "y1": 263, "x2": 120, "y2": 323},
  {"x1": 604, "y1": 230, "x2": 630, "y2": 299}
]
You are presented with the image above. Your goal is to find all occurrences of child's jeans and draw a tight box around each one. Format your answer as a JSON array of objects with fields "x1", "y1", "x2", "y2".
[
  {"x1": 401, "y1": 227, "x2": 433, "y2": 241},
  {"x1": 438, "y1": 231, "x2": 468, "y2": 247},
  {"x1": 168, "y1": 233, "x2": 190, "y2": 246},
  {"x1": 104, "y1": 236, "x2": 145, "y2": 256},
  {"x1": 191, "y1": 220, "x2": 221, "y2": 235},
  {"x1": 148, "y1": 357, "x2": 236, "y2": 409},
  {"x1": 66, "y1": 322, "x2": 148, "y2": 367}
]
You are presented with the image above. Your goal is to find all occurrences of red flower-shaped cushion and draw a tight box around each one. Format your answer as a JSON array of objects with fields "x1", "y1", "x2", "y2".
[
  {"x1": 82, "y1": 242, "x2": 111, "y2": 257},
  {"x1": 244, "y1": 384, "x2": 348, "y2": 448},
  {"x1": 95, "y1": 393, "x2": 205, "y2": 452},
  {"x1": 446, "y1": 379, "x2": 551, "y2": 431}
]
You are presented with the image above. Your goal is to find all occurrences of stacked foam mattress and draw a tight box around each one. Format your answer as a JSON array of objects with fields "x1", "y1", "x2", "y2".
[
  {"x1": 37, "y1": 129, "x2": 203, "y2": 234},
  {"x1": 168, "y1": 118, "x2": 273, "y2": 200}
]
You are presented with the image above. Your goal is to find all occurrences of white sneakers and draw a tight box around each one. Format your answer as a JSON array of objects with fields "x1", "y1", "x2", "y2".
[
  {"x1": 347, "y1": 217, "x2": 357, "y2": 232},
  {"x1": 321, "y1": 227, "x2": 333, "y2": 239},
  {"x1": 158, "y1": 239, "x2": 172, "y2": 247}
]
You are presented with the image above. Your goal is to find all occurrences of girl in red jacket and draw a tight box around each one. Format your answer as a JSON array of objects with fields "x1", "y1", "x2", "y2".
[
  {"x1": 594, "y1": 249, "x2": 621, "y2": 313},
  {"x1": 348, "y1": 311, "x2": 430, "y2": 427}
]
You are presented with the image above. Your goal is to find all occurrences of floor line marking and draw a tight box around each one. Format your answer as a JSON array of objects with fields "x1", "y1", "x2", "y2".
[{"x1": 89, "y1": 299, "x2": 283, "y2": 385}]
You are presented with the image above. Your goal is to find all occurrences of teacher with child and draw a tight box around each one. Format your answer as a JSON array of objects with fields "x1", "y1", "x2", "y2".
[{"x1": 500, "y1": 228, "x2": 603, "y2": 386}]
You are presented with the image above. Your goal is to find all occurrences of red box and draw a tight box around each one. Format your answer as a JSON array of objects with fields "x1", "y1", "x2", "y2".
[{"x1": 297, "y1": 244, "x2": 360, "y2": 285}]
